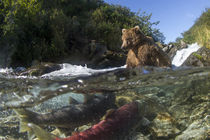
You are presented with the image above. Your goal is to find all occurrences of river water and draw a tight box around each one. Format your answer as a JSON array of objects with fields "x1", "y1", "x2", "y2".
[{"x1": 0, "y1": 43, "x2": 209, "y2": 140}]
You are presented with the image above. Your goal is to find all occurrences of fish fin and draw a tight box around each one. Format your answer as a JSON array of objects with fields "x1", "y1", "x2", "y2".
[
  {"x1": 14, "y1": 108, "x2": 38, "y2": 120},
  {"x1": 14, "y1": 109, "x2": 56, "y2": 140},
  {"x1": 14, "y1": 109, "x2": 38, "y2": 132},
  {"x1": 51, "y1": 128, "x2": 66, "y2": 138},
  {"x1": 101, "y1": 109, "x2": 115, "y2": 120},
  {"x1": 28, "y1": 130, "x2": 36, "y2": 140},
  {"x1": 18, "y1": 119, "x2": 36, "y2": 139},
  {"x1": 19, "y1": 120, "x2": 30, "y2": 132},
  {"x1": 27, "y1": 123, "x2": 57, "y2": 140},
  {"x1": 69, "y1": 97, "x2": 79, "y2": 104}
]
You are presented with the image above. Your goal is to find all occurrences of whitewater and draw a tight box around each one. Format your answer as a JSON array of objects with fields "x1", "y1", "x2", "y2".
[
  {"x1": 41, "y1": 64, "x2": 126, "y2": 78},
  {"x1": 172, "y1": 43, "x2": 200, "y2": 67}
]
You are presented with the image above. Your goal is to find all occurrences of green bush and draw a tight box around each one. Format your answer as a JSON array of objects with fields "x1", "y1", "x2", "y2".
[
  {"x1": 182, "y1": 8, "x2": 210, "y2": 48},
  {"x1": 0, "y1": 0, "x2": 165, "y2": 67},
  {"x1": 90, "y1": 5, "x2": 165, "y2": 51}
]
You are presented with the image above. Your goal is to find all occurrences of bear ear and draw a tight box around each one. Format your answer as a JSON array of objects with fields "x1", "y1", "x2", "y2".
[
  {"x1": 134, "y1": 26, "x2": 140, "y2": 31},
  {"x1": 122, "y1": 29, "x2": 126, "y2": 33},
  {"x1": 134, "y1": 26, "x2": 140, "y2": 29},
  {"x1": 134, "y1": 26, "x2": 141, "y2": 34}
]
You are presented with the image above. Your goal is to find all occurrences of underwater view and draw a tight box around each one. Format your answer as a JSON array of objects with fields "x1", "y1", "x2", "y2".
[{"x1": 0, "y1": 43, "x2": 209, "y2": 140}]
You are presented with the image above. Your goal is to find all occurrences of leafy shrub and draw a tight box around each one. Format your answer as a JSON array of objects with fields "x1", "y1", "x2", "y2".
[
  {"x1": 182, "y1": 8, "x2": 210, "y2": 48},
  {"x1": 0, "y1": 0, "x2": 165, "y2": 67}
]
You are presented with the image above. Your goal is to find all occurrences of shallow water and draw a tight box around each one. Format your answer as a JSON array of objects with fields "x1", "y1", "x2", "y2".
[
  {"x1": 0, "y1": 64, "x2": 209, "y2": 139},
  {"x1": 0, "y1": 43, "x2": 209, "y2": 139}
]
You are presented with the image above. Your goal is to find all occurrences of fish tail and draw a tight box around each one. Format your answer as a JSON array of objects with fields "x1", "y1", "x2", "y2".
[
  {"x1": 14, "y1": 109, "x2": 56, "y2": 140},
  {"x1": 14, "y1": 108, "x2": 39, "y2": 132},
  {"x1": 27, "y1": 123, "x2": 56, "y2": 140}
]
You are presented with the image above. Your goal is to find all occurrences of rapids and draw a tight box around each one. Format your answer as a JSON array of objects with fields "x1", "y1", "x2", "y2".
[{"x1": 172, "y1": 43, "x2": 200, "y2": 67}]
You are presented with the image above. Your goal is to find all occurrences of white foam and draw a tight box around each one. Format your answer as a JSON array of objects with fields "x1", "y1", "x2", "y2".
[
  {"x1": 172, "y1": 43, "x2": 200, "y2": 67},
  {"x1": 41, "y1": 63, "x2": 126, "y2": 78},
  {"x1": 0, "y1": 68, "x2": 13, "y2": 73}
]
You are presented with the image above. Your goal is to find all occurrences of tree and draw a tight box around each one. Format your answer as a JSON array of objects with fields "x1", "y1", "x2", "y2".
[{"x1": 90, "y1": 5, "x2": 165, "y2": 51}]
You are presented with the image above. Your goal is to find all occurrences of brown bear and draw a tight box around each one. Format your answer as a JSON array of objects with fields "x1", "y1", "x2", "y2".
[{"x1": 121, "y1": 26, "x2": 171, "y2": 68}]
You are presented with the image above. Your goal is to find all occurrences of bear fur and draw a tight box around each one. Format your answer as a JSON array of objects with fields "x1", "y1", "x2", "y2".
[{"x1": 121, "y1": 26, "x2": 171, "y2": 68}]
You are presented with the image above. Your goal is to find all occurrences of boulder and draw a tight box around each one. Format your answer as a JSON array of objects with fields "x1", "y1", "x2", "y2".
[
  {"x1": 167, "y1": 42, "x2": 188, "y2": 59},
  {"x1": 182, "y1": 47, "x2": 210, "y2": 67},
  {"x1": 150, "y1": 113, "x2": 180, "y2": 138},
  {"x1": 89, "y1": 51, "x2": 126, "y2": 69}
]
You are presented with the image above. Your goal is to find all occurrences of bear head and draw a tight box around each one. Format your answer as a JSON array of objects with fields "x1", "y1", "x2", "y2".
[{"x1": 121, "y1": 26, "x2": 145, "y2": 49}]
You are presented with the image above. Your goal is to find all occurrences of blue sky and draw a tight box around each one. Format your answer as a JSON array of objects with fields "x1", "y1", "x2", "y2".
[{"x1": 104, "y1": 0, "x2": 210, "y2": 43}]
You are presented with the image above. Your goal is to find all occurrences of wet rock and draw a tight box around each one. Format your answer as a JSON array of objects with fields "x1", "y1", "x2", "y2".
[
  {"x1": 150, "y1": 113, "x2": 180, "y2": 138},
  {"x1": 19, "y1": 62, "x2": 62, "y2": 76},
  {"x1": 89, "y1": 51, "x2": 126, "y2": 69},
  {"x1": 180, "y1": 40, "x2": 188, "y2": 49},
  {"x1": 166, "y1": 41, "x2": 188, "y2": 59},
  {"x1": 116, "y1": 96, "x2": 133, "y2": 107},
  {"x1": 162, "y1": 44, "x2": 174, "y2": 54},
  {"x1": 14, "y1": 67, "x2": 26, "y2": 73},
  {"x1": 175, "y1": 117, "x2": 209, "y2": 140},
  {"x1": 132, "y1": 133, "x2": 151, "y2": 140},
  {"x1": 87, "y1": 41, "x2": 125, "y2": 69},
  {"x1": 182, "y1": 47, "x2": 210, "y2": 67}
]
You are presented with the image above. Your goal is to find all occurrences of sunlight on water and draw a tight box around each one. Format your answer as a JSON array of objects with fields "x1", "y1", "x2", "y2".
[{"x1": 172, "y1": 43, "x2": 200, "y2": 67}]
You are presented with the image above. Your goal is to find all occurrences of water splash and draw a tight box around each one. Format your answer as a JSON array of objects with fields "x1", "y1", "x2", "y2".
[
  {"x1": 172, "y1": 43, "x2": 200, "y2": 67},
  {"x1": 41, "y1": 63, "x2": 126, "y2": 78},
  {"x1": 0, "y1": 68, "x2": 13, "y2": 73}
]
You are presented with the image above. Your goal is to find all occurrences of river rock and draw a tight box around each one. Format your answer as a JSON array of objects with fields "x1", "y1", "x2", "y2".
[
  {"x1": 182, "y1": 47, "x2": 210, "y2": 67},
  {"x1": 166, "y1": 41, "x2": 188, "y2": 59},
  {"x1": 175, "y1": 117, "x2": 209, "y2": 140},
  {"x1": 150, "y1": 113, "x2": 180, "y2": 138},
  {"x1": 89, "y1": 51, "x2": 126, "y2": 69}
]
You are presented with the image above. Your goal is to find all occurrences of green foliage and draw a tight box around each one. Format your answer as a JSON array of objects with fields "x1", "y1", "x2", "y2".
[
  {"x1": 192, "y1": 52, "x2": 203, "y2": 60},
  {"x1": 90, "y1": 5, "x2": 165, "y2": 51},
  {"x1": 0, "y1": 0, "x2": 164, "y2": 67},
  {"x1": 182, "y1": 8, "x2": 210, "y2": 48}
]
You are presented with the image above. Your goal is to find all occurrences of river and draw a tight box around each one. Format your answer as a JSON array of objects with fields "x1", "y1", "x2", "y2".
[{"x1": 0, "y1": 43, "x2": 209, "y2": 140}]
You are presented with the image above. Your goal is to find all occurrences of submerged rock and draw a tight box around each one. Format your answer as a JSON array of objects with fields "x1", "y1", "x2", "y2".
[
  {"x1": 182, "y1": 47, "x2": 210, "y2": 67},
  {"x1": 175, "y1": 117, "x2": 209, "y2": 140},
  {"x1": 150, "y1": 113, "x2": 180, "y2": 138}
]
